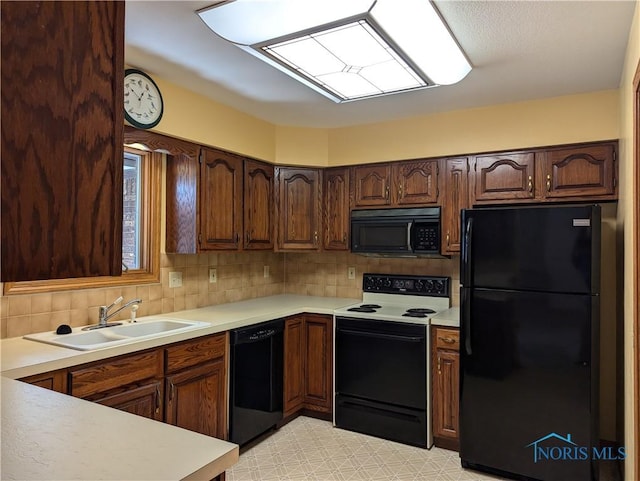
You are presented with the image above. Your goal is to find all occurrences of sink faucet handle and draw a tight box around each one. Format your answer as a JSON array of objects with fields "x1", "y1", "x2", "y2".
[{"x1": 105, "y1": 296, "x2": 124, "y2": 312}]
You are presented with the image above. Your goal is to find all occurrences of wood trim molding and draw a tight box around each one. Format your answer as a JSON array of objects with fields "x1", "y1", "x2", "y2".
[{"x1": 633, "y1": 57, "x2": 640, "y2": 481}]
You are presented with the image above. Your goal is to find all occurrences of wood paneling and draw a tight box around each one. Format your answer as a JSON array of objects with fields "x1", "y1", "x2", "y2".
[{"x1": 1, "y1": 1, "x2": 125, "y2": 281}]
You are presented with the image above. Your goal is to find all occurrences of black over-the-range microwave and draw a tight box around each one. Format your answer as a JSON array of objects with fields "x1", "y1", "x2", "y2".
[{"x1": 350, "y1": 207, "x2": 441, "y2": 255}]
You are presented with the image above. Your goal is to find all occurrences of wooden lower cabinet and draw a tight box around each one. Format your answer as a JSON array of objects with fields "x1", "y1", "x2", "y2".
[
  {"x1": 20, "y1": 369, "x2": 68, "y2": 393},
  {"x1": 432, "y1": 326, "x2": 460, "y2": 451},
  {"x1": 94, "y1": 380, "x2": 163, "y2": 421},
  {"x1": 165, "y1": 359, "x2": 226, "y2": 439},
  {"x1": 283, "y1": 314, "x2": 333, "y2": 418},
  {"x1": 303, "y1": 314, "x2": 333, "y2": 413},
  {"x1": 284, "y1": 316, "x2": 305, "y2": 416}
]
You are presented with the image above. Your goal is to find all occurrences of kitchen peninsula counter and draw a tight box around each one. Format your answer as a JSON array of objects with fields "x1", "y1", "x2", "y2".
[{"x1": 1, "y1": 377, "x2": 238, "y2": 480}]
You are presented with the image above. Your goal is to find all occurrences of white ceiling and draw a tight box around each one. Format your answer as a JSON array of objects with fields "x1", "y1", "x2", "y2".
[{"x1": 125, "y1": 0, "x2": 637, "y2": 129}]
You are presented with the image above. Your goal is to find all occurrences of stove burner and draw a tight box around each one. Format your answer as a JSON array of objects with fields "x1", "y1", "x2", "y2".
[
  {"x1": 402, "y1": 312, "x2": 428, "y2": 318},
  {"x1": 346, "y1": 303, "x2": 381, "y2": 314},
  {"x1": 406, "y1": 308, "x2": 436, "y2": 314}
]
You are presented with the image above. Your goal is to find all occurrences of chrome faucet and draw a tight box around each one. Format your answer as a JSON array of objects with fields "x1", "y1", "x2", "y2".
[{"x1": 83, "y1": 296, "x2": 143, "y2": 330}]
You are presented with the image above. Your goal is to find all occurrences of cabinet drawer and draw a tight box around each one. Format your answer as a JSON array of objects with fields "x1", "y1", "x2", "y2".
[
  {"x1": 165, "y1": 333, "x2": 226, "y2": 374},
  {"x1": 434, "y1": 328, "x2": 460, "y2": 351},
  {"x1": 70, "y1": 350, "x2": 163, "y2": 398}
]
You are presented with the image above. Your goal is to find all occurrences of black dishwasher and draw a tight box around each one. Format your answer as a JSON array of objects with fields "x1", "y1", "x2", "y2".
[{"x1": 229, "y1": 318, "x2": 284, "y2": 446}]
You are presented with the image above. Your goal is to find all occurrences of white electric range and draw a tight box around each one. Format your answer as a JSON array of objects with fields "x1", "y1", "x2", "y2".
[{"x1": 333, "y1": 273, "x2": 451, "y2": 449}]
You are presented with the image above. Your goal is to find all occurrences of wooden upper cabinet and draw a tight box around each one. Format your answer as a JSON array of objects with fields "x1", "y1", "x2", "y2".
[
  {"x1": 538, "y1": 142, "x2": 617, "y2": 200},
  {"x1": 244, "y1": 160, "x2": 274, "y2": 250},
  {"x1": 441, "y1": 158, "x2": 469, "y2": 254},
  {"x1": 392, "y1": 159, "x2": 439, "y2": 205},
  {"x1": 471, "y1": 152, "x2": 535, "y2": 204},
  {"x1": 200, "y1": 148, "x2": 243, "y2": 250},
  {"x1": 275, "y1": 167, "x2": 322, "y2": 250},
  {"x1": 352, "y1": 164, "x2": 392, "y2": 207},
  {"x1": 323, "y1": 167, "x2": 350, "y2": 250},
  {"x1": 1, "y1": 1, "x2": 125, "y2": 281}
]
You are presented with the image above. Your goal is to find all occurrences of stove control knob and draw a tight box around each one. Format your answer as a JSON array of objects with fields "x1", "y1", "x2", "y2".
[
  {"x1": 425, "y1": 279, "x2": 434, "y2": 293},
  {"x1": 364, "y1": 277, "x2": 376, "y2": 290},
  {"x1": 415, "y1": 280, "x2": 424, "y2": 292},
  {"x1": 383, "y1": 278, "x2": 392, "y2": 288},
  {"x1": 434, "y1": 280, "x2": 445, "y2": 294}
]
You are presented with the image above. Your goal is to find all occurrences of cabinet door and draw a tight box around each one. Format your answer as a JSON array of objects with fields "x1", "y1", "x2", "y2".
[
  {"x1": 352, "y1": 164, "x2": 392, "y2": 207},
  {"x1": 275, "y1": 168, "x2": 321, "y2": 250},
  {"x1": 1, "y1": 1, "x2": 125, "y2": 281},
  {"x1": 432, "y1": 327, "x2": 460, "y2": 451},
  {"x1": 200, "y1": 148, "x2": 243, "y2": 250},
  {"x1": 441, "y1": 158, "x2": 469, "y2": 254},
  {"x1": 284, "y1": 316, "x2": 305, "y2": 417},
  {"x1": 244, "y1": 159, "x2": 274, "y2": 250},
  {"x1": 392, "y1": 159, "x2": 439, "y2": 205},
  {"x1": 303, "y1": 314, "x2": 333, "y2": 414},
  {"x1": 472, "y1": 152, "x2": 535, "y2": 203},
  {"x1": 20, "y1": 369, "x2": 68, "y2": 393},
  {"x1": 165, "y1": 359, "x2": 226, "y2": 439},
  {"x1": 323, "y1": 167, "x2": 350, "y2": 250},
  {"x1": 93, "y1": 381, "x2": 163, "y2": 422},
  {"x1": 539, "y1": 142, "x2": 617, "y2": 200}
]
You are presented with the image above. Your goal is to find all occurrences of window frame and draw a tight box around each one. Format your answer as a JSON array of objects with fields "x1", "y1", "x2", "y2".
[{"x1": 2, "y1": 147, "x2": 162, "y2": 295}]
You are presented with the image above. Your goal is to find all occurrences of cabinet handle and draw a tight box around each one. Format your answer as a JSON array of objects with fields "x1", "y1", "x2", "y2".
[
  {"x1": 446, "y1": 232, "x2": 450, "y2": 246},
  {"x1": 246, "y1": 232, "x2": 250, "y2": 244},
  {"x1": 527, "y1": 175, "x2": 533, "y2": 193},
  {"x1": 169, "y1": 383, "x2": 175, "y2": 403},
  {"x1": 437, "y1": 355, "x2": 442, "y2": 374},
  {"x1": 155, "y1": 385, "x2": 161, "y2": 414},
  {"x1": 439, "y1": 336, "x2": 456, "y2": 344},
  {"x1": 398, "y1": 184, "x2": 403, "y2": 199},
  {"x1": 314, "y1": 231, "x2": 318, "y2": 245},
  {"x1": 385, "y1": 185, "x2": 390, "y2": 199},
  {"x1": 546, "y1": 174, "x2": 551, "y2": 192}
]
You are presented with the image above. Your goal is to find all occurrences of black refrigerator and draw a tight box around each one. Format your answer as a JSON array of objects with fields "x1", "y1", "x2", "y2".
[{"x1": 459, "y1": 205, "x2": 600, "y2": 481}]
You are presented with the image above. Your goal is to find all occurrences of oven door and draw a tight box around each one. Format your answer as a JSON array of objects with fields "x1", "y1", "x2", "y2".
[{"x1": 335, "y1": 317, "x2": 426, "y2": 408}]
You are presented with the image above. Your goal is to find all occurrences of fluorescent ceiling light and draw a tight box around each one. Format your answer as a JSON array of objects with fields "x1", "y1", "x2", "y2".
[{"x1": 198, "y1": 0, "x2": 471, "y2": 102}]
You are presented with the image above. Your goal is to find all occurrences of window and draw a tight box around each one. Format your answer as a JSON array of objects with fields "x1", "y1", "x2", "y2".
[{"x1": 2, "y1": 147, "x2": 161, "y2": 295}]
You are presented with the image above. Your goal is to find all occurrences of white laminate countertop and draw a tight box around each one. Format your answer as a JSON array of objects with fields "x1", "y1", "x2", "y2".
[
  {"x1": 0, "y1": 377, "x2": 238, "y2": 480},
  {"x1": 430, "y1": 307, "x2": 460, "y2": 328},
  {"x1": 1, "y1": 294, "x2": 360, "y2": 379}
]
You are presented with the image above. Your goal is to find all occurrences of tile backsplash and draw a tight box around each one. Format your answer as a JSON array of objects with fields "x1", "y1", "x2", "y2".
[{"x1": 0, "y1": 251, "x2": 459, "y2": 339}]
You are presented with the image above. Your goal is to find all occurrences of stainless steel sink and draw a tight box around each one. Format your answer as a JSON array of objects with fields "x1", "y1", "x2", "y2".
[{"x1": 24, "y1": 318, "x2": 209, "y2": 351}]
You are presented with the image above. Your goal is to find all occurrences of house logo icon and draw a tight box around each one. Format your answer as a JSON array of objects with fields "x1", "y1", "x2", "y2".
[{"x1": 526, "y1": 433, "x2": 579, "y2": 463}]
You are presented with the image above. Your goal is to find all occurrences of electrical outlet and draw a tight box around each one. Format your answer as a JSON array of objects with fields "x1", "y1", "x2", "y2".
[
  {"x1": 169, "y1": 271, "x2": 183, "y2": 288},
  {"x1": 263, "y1": 265, "x2": 270, "y2": 278},
  {"x1": 209, "y1": 268, "x2": 217, "y2": 283},
  {"x1": 348, "y1": 267, "x2": 356, "y2": 279}
]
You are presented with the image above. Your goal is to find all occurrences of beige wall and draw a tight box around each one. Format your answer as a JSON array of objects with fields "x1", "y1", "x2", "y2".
[
  {"x1": 618, "y1": 2, "x2": 640, "y2": 479},
  {"x1": 327, "y1": 91, "x2": 619, "y2": 165}
]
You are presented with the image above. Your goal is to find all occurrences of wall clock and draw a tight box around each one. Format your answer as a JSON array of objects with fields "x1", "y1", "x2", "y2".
[{"x1": 124, "y1": 69, "x2": 164, "y2": 129}]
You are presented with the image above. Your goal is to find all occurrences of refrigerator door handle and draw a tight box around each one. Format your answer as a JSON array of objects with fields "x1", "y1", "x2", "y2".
[
  {"x1": 462, "y1": 288, "x2": 472, "y2": 355},
  {"x1": 462, "y1": 216, "x2": 473, "y2": 287}
]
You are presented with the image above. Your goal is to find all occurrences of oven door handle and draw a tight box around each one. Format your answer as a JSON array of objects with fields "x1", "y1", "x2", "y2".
[{"x1": 337, "y1": 328, "x2": 424, "y2": 343}]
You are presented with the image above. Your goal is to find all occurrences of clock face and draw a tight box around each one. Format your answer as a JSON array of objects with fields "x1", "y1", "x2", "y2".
[{"x1": 124, "y1": 69, "x2": 163, "y2": 129}]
